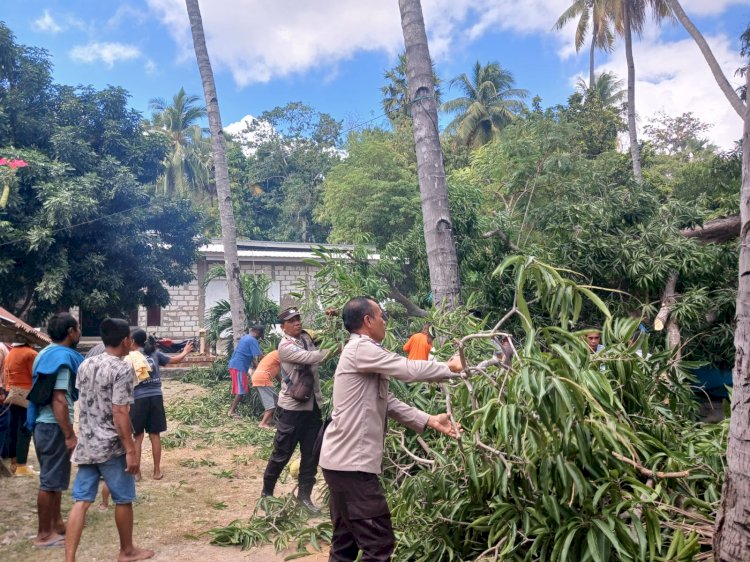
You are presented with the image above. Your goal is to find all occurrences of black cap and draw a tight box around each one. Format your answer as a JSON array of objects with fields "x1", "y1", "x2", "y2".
[{"x1": 278, "y1": 307, "x2": 301, "y2": 323}]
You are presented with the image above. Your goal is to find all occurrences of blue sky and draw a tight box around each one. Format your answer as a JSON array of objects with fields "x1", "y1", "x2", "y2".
[{"x1": 2, "y1": 1, "x2": 749, "y2": 148}]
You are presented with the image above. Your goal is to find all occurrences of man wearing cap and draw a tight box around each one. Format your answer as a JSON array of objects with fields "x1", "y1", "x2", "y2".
[
  {"x1": 227, "y1": 325, "x2": 264, "y2": 418},
  {"x1": 320, "y1": 297, "x2": 463, "y2": 561},
  {"x1": 261, "y1": 307, "x2": 326, "y2": 512}
]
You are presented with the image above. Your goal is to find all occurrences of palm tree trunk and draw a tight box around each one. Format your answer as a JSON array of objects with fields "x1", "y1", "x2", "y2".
[
  {"x1": 714, "y1": 69, "x2": 750, "y2": 562},
  {"x1": 185, "y1": 0, "x2": 247, "y2": 345},
  {"x1": 664, "y1": 0, "x2": 745, "y2": 119},
  {"x1": 623, "y1": 0, "x2": 642, "y2": 183},
  {"x1": 589, "y1": 20, "x2": 597, "y2": 89},
  {"x1": 398, "y1": 0, "x2": 461, "y2": 309}
]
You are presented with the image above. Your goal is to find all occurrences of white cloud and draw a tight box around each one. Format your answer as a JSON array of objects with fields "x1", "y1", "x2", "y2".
[
  {"x1": 70, "y1": 42, "x2": 142, "y2": 68},
  {"x1": 225, "y1": 115, "x2": 275, "y2": 156},
  {"x1": 33, "y1": 10, "x2": 63, "y2": 33},
  {"x1": 681, "y1": 0, "x2": 749, "y2": 16},
  {"x1": 597, "y1": 33, "x2": 745, "y2": 150},
  {"x1": 146, "y1": 0, "x2": 744, "y2": 150},
  {"x1": 107, "y1": 4, "x2": 148, "y2": 28},
  {"x1": 146, "y1": 0, "x2": 580, "y2": 85},
  {"x1": 144, "y1": 58, "x2": 158, "y2": 75}
]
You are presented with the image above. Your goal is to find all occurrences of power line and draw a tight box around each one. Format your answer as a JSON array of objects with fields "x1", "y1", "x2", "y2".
[
  {"x1": 0, "y1": 93, "x2": 441, "y2": 249},
  {"x1": 0, "y1": 201, "x2": 153, "y2": 249}
]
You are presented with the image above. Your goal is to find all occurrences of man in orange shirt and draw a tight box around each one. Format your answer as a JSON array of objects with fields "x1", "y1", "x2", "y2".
[
  {"x1": 4, "y1": 342, "x2": 38, "y2": 476},
  {"x1": 403, "y1": 323, "x2": 434, "y2": 361},
  {"x1": 252, "y1": 350, "x2": 281, "y2": 429}
]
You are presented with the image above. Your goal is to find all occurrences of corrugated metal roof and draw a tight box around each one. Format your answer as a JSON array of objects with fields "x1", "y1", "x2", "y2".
[
  {"x1": 200, "y1": 241, "x2": 379, "y2": 261},
  {"x1": 0, "y1": 306, "x2": 51, "y2": 346}
]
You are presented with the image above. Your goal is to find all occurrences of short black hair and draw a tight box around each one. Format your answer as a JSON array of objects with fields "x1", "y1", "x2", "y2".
[
  {"x1": 100, "y1": 318, "x2": 131, "y2": 347},
  {"x1": 47, "y1": 313, "x2": 79, "y2": 343},
  {"x1": 342, "y1": 296, "x2": 377, "y2": 333},
  {"x1": 250, "y1": 324, "x2": 265, "y2": 336},
  {"x1": 131, "y1": 328, "x2": 156, "y2": 354}
]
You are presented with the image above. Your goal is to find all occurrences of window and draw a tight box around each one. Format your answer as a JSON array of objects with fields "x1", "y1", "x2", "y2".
[{"x1": 147, "y1": 306, "x2": 161, "y2": 326}]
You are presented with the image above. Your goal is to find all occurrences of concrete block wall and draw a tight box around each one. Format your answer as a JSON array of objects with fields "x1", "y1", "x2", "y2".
[
  {"x1": 157, "y1": 278, "x2": 202, "y2": 339},
  {"x1": 152, "y1": 261, "x2": 316, "y2": 339}
]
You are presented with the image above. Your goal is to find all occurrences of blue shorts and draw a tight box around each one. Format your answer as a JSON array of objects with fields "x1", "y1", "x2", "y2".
[{"x1": 72, "y1": 454, "x2": 136, "y2": 504}]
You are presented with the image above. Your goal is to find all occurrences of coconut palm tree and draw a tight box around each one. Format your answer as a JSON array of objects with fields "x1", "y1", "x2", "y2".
[
  {"x1": 398, "y1": 0, "x2": 461, "y2": 309},
  {"x1": 609, "y1": 0, "x2": 673, "y2": 183},
  {"x1": 576, "y1": 70, "x2": 626, "y2": 106},
  {"x1": 554, "y1": 0, "x2": 616, "y2": 89},
  {"x1": 442, "y1": 61, "x2": 528, "y2": 148},
  {"x1": 149, "y1": 87, "x2": 211, "y2": 197},
  {"x1": 185, "y1": 0, "x2": 247, "y2": 346}
]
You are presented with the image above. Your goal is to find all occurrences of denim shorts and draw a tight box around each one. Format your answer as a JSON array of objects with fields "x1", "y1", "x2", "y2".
[
  {"x1": 34, "y1": 423, "x2": 71, "y2": 492},
  {"x1": 72, "y1": 454, "x2": 136, "y2": 504}
]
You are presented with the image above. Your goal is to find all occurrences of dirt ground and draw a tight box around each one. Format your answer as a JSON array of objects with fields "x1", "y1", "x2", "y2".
[{"x1": 1, "y1": 379, "x2": 329, "y2": 562}]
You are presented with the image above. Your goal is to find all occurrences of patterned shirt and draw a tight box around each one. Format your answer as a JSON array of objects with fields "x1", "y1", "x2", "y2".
[{"x1": 73, "y1": 353, "x2": 134, "y2": 465}]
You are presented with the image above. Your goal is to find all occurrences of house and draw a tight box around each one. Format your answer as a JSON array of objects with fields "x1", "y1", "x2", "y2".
[{"x1": 76, "y1": 239, "x2": 365, "y2": 339}]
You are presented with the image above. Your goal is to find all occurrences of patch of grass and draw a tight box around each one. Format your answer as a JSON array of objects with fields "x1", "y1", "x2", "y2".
[
  {"x1": 212, "y1": 501, "x2": 228, "y2": 510},
  {"x1": 162, "y1": 427, "x2": 195, "y2": 449},
  {"x1": 232, "y1": 454, "x2": 251, "y2": 466},
  {"x1": 212, "y1": 469, "x2": 237, "y2": 479},
  {"x1": 179, "y1": 457, "x2": 217, "y2": 468}
]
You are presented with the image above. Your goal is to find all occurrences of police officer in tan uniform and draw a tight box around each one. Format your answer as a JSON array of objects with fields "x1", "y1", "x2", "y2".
[
  {"x1": 319, "y1": 297, "x2": 463, "y2": 561},
  {"x1": 261, "y1": 307, "x2": 327, "y2": 512}
]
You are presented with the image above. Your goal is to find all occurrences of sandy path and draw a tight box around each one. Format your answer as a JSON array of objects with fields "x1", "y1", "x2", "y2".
[{"x1": 0, "y1": 379, "x2": 329, "y2": 561}]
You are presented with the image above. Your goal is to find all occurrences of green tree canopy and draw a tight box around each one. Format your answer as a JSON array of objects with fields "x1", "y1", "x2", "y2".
[{"x1": 0, "y1": 22, "x2": 204, "y2": 322}]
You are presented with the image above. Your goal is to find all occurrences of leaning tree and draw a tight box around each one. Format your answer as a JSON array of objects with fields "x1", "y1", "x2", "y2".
[{"x1": 184, "y1": 0, "x2": 247, "y2": 344}]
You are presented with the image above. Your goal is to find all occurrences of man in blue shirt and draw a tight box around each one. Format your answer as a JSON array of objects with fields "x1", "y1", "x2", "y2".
[
  {"x1": 227, "y1": 325, "x2": 264, "y2": 418},
  {"x1": 27, "y1": 313, "x2": 83, "y2": 548}
]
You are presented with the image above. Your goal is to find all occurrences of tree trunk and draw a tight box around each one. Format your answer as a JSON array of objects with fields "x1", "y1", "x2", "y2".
[
  {"x1": 623, "y1": 1, "x2": 642, "y2": 183},
  {"x1": 664, "y1": 0, "x2": 746, "y2": 119},
  {"x1": 398, "y1": 0, "x2": 461, "y2": 309},
  {"x1": 653, "y1": 271, "x2": 678, "y2": 332},
  {"x1": 714, "y1": 69, "x2": 750, "y2": 562},
  {"x1": 589, "y1": 20, "x2": 597, "y2": 90},
  {"x1": 185, "y1": 0, "x2": 247, "y2": 345},
  {"x1": 681, "y1": 215, "x2": 741, "y2": 244}
]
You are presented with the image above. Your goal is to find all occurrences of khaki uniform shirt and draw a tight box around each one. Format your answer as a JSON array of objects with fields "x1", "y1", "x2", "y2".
[
  {"x1": 277, "y1": 331, "x2": 326, "y2": 412},
  {"x1": 319, "y1": 333, "x2": 455, "y2": 474}
]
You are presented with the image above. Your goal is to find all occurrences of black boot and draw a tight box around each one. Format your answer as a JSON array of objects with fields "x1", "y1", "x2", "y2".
[{"x1": 298, "y1": 483, "x2": 320, "y2": 514}]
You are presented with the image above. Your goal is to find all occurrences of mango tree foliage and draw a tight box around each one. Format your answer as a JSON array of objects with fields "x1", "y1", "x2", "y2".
[
  {"x1": 0, "y1": 23, "x2": 203, "y2": 321},
  {"x1": 461, "y1": 107, "x2": 738, "y2": 368},
  {"x1": 209, "y1": 257, "x2": 725, "y2": 561}
]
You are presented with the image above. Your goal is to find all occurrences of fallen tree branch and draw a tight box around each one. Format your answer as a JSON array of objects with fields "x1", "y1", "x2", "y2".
[
  {"x1": 680, "y1": 215, "x2": 741, "y2": 244},
  {"x1": 481, "y1": 228, "x2": 519, "y2": 251},
  {"x1": 393, "y1": 430, "x2": 435, "y2": 468},
  {"x1": 612, "y1": 451, "x2": 690, "y2": 478},
  {"x1": 388, "y1": 284, "x2": 427, "y2": 317}
]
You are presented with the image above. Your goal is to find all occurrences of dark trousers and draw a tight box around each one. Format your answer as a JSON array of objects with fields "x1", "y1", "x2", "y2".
[
  {"x1": 322, "y1": 469, "x2": 395, "y2": 562},
  {"x1": 263, "y1": 403, "x2": 322, "y2": 492},
  {"x1": 9, "y1": 405, "x2": 31, "y2": 464},
  {"x1": 0, "y1": 406, "x2": 10, "y2": 459}
]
